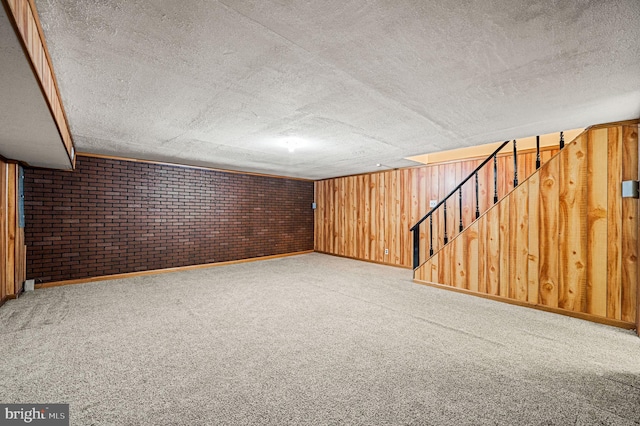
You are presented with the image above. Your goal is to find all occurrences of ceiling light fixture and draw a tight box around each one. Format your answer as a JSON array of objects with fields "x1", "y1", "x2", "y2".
[
  {"x1": 376, "y1": 163, "x2": 399, "y2": 171},
  {"x1": 285, "y1": 140, "x2": 296, "y2": 153}
]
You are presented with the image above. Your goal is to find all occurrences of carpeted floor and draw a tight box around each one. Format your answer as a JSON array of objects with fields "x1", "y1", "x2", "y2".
[{"x1": 0, "y1": 253, "x2": 639, "y2": 425}]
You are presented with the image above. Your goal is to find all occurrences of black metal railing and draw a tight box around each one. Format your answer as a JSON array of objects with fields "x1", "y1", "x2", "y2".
[{"x1": 409, "y1": 132, "x2": 566, "y2": 269}]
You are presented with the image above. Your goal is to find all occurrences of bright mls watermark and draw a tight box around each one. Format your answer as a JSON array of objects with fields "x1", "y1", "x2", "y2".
[{"x1": 0, "y1": 405, "x2": 68, "y2": 425}]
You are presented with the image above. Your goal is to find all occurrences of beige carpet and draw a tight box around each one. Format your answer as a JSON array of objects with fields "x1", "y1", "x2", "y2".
[{"x1": 0, "y1": 253, "x2": 639, "y2": 425}]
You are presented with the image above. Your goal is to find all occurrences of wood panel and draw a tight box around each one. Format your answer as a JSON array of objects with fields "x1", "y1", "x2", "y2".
[
  {"x1": 6, "y1": 165, "x2": 17, "y2": 295},
  {"x1": 498, "y1": 196, "x2": 510, "y2": 298},
  {"x1": 399, "y1": 170, "x2": 410, "y2": 267},
  {"x1": 586, "y1": 129, "x2": 608, "y2": 317},
  {"x1": 607, "y1": 127, "x2": 622, "y2": 320},
  {"x1": 539, "y1": 156, "x2": 560, "y2": 307},
  {"x1": 314, "y1": 145, "x2": 557, "y2": 268},
  {"x1": 486, "y1": 206, "x2": 500, "y2": 296},
  {"x1": 621, "y1": 125, "x2": 638, "y2": 323},
  {"x1": 0, "y1": 161, "x2": 6, "y2": 302},
  {"x1": 4, "y1": 0, "x2": 75, "y2": 163},
  {"x1": 511, "y1": 182, "x2": 529, "y2": 302},
  {"x1": 413, "y1": 122, "x2": 638, "y2": 328},
  {"x1": 467, "y1": 222, "x2": 479, "y2": 293},
  {"x1": 0, "y1": 159, "x2": 25, "y2": 302},
  {"x1": 451, "y1": 234, "x2": 464, "y2": 289},
  {"x1": 527, "y1": 172, "x2": 540, "y2": 304},
  {"x1": 477, "y1": 215, "x2": 487, "y2": 294},
  {"x1": 558, "y1": 140, "x2": 587, "y2": 312}
]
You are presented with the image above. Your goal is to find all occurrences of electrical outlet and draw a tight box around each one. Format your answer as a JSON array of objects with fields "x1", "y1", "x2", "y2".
[
  {"x1": 384, "y1": 248, "x2": 389, "y2": 255},
  {"x1": 430, "y1": 200, "x2": 438, "y2": 208}
]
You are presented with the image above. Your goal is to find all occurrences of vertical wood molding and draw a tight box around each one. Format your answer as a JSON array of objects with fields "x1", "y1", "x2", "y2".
[
  {"x1": 607, "y1": 127, "x2": 623, "y2": 320},
  {"x1": 0, "y1": 161, "x2": 7, "y2": 301},
  {"x1": 621, "y1": 125, "x2": 638, "y2": 324},
  {"x1": 413, "y1": 123, "x2": 638, "y2": 327},
  {"x1": 637, "y1": 124, "x2": 640, "y2": 336},
  {"x1": 0, "y1": 159, "x2": 25, "y2": 300}
]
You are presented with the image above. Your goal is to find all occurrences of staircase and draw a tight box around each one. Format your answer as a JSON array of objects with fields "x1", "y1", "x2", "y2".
[
  {"x1": 411, "y1": 133, "x2": 565, "y2": 270},
  {"x1": 410, "y1": 121, "x2": 639, "y2": 329}
]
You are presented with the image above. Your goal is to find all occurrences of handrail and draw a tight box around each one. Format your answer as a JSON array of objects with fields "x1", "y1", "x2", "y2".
[
  {"x1": 411, "y1": 131, "x2": 566, "y2": 269},
  {"x1": 409, "y1": 140, "x2": 510, "y2": 232}
]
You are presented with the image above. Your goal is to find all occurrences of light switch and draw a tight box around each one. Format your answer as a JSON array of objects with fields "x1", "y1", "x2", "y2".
[{"x1": 622, "y1": 181, "x2": 639, "y2": 199}]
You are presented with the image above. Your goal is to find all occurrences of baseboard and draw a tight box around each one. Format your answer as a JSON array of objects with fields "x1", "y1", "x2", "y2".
[
  {"x1": 414, "y1": 279, "x2": 636, "y2": 330},
  {"x1": 35, "y1": 250, "x2": 314, "y2": 289},
  {"x1": 314, "y1": 250, "x2": 412, "y2": 269},
  {"x1": 0, "y1": 294, "x2": 18, "y2": 308}
]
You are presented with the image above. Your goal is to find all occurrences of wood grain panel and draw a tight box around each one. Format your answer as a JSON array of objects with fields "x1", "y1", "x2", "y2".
[
  {"x1": 558, "y1": 139, "x2": 587, "y2": 312},
  {"x1": 338, "y1": 178, "x2": 346, "y2": 256},
  {"x1": 376, "y1": 173, "x2": 386, "y2": 263},
  {"x1": 357, "y1": 175, "x2": 366, "y2": 260},
  {"x1": 0, "y1": 161, "x2": 7, "y2": 301},
  {"x1": 0, "y1": 159, "x2": 25, "y2": 300},
  {"x1": 498, "y1": 196, "x2": 510, "y2": 298},
  {"x1": 399, "y1": 170, "x2": 411, "y2": 267},
  {"x1": 417, "y1": 169, "x2": 427, "y2": 265},
  {"x1": 430, "y1": 253, "x2": 439, "y2": 283},
  {"x1": 478, "y1": 214, "x2": 487, "y2": 294},
  {"x1": 368, "y1": 173, "x2": 378, "y2": 261},
  {"x1": 429, "y1": 166, "x2": 440, "y2": 260},
  {"x1": 6, "y1": 164, "x2": 17, "y2": 296},
  {"x1": 441, "y1": 241, "x2": 452, "y2": 286},
  {"x1": 389, "y1": 172, "x2": 401, "y2": 264},
  {"x1": 511, "y1": 182, "x2": 529, "y2": 302},
  {"x1": 317, "y1": 144, "x2": 571, "y2": 270},
  {"x1": 478, "y1": 161, "x2": 491, "y2": 216},
  {"x1": 467, "y1": 222, "x2": 479, "y2": 292},
  {"x1": 607, "y1": 127, "x2": 622, "y2": 319},
  {"x1": 621, "y1": 125, "x2": 638, "y2": 323},
  {"x1": 462, "y1": 161, "x2": 476, "y2": 229},
  {"x1": 586, "y1": 129, "x2": 608, "y2": 317},
  {"x1": 486, "y1": 205, "x2": 500, "y2": 296},
  {"x1": 527, "y1": 172, "x2": 540, "y2": 304},
  {"x1": 412, "y1": 123, "x2": 637, "y2": 328},
  {"x1": 452, "y1": 235, "x2": 465, "y2": 288},
  {"x1": 539, "y1": 156, "x2": 560, "y2": 307}
]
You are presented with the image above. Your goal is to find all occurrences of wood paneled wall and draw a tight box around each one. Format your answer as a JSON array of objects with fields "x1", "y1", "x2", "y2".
[
  {"x1": 415, "y1": 123, "x2": 639, "y2": 327},
  {"x1": 1, "y1": 159, "x2": 26, "y2": 305},
  {"x1": 315, "y1": 147, "x2": 558, "y2": 268},
  {"x1": 2, "y1": 0, "x2": 75, "y2": 164}
]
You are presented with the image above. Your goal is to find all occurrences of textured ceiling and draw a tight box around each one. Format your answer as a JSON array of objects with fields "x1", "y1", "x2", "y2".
[{"x1": 35, "y1": 0, "x2": 640, "y2": 179}]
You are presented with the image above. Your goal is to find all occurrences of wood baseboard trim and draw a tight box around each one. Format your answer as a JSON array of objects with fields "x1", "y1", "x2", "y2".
[
  {"x1": 414, "y1": 279, "x2": 636, "y2": 330},
  {"x1": 314, "y1": 250, "x2": 412, "y2": 269},
  {"x1": 35, "y1": 251, "x2": 314, "y2": 289},
  {"x1": 0, "y1": 294, "x2": 18, "y2": 307}
]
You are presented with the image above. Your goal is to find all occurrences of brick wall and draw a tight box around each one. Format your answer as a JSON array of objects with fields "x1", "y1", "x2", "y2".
[{"x1": 24, "y1": 156, "x2": 314, "y2": 283}]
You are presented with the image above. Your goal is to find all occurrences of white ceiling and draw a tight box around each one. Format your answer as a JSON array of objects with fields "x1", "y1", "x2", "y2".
[
  {"x1": 0, "y1": 6, "x2": 72, "y2": 170},
  {"x1": 33, "y1": 0, "x2": 640, "y2": 179}
]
